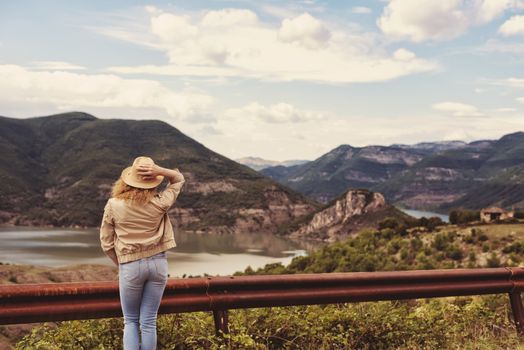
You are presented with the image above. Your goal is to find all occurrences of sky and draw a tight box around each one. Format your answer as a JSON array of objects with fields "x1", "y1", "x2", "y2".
[{"x1": 1, "y1": 0, "x2": 524, "y2": 161}]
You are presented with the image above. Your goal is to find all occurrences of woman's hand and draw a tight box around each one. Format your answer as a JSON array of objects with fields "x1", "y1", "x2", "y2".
[
  {"x1": 137, "y1": 163, "x2": 183, "y2": 184},
  {"x1": 137, "y1": 164, "x2": 163, "y2": 181}
]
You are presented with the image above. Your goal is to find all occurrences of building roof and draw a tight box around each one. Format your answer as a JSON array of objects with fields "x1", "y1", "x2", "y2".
[{"x1": 481, "y1": 207, "x2": 505, "y2": 214}]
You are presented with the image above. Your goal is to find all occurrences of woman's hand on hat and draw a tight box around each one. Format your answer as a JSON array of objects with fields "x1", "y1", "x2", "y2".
[{"x1": 137, "y1": 164, "x2": 162, "y2": 181}]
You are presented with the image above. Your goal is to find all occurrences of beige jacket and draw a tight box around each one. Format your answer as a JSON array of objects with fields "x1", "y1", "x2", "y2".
[{"x1": 99, "y1": 169, "x2": 185, "y2": 265}]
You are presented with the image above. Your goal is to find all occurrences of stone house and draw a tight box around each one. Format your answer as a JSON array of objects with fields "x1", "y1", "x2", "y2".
[{"x1": 480, "y1": 207, "x2": 514, "y2": 223}]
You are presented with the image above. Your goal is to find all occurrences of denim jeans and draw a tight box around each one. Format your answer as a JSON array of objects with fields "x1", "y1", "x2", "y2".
[{"x1": 119, "y1": 251, "x2": 168, "y2": 350}]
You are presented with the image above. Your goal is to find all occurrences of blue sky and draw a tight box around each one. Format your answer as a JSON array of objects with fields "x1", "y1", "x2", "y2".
[{"x1": 1, "y1": 0, "x2": 524, "y2": 161}]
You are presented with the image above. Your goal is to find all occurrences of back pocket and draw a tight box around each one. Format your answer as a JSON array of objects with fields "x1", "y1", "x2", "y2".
[
  {"x1": 120, "y1": 260, "x2": 141, "y2": 282},
  {"x1": 154, "y1": 258, "x2": 168, "y2": 281}
]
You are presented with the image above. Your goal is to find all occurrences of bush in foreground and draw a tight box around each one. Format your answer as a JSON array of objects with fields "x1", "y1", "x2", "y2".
[{"x1": 16, "y1": 296, "x2": 522, "y2": 350}]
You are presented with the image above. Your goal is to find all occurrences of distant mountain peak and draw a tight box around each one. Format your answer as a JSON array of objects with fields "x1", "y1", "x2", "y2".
[
  {"x1": 497, "y1": 131, "x2": 524, "y2": 144},
  {"x1": 392, "y1": 140, "x2": 468, "y2": 151},
  {"x1": 236, "y1": 156, "x2": 309, "y2": 171},
  {"x1": 36, "y1": 111, "x2": 98, "y2": 121}
]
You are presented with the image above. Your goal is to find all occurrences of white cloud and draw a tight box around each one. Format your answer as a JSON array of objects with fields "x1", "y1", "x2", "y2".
[
  {"x1": 492, "y1": 77, "x2": 524, "y2": 88},
  {"x1": 201, "y1": 8, "x2": 258, "y2": 27},
  {"x1": 151, "y1": 13, "x2": 198, "y2": 43},
  {"x1": 203, "y1": 110, "x2": 524, "y2": 161},
  {"x1": 517, "y1": 96, "x2": 524, "y2": 103},
  {"x1": 223, "y1": 102, "x2": 325, "y2": 124},
  {"x1": 351, "y1": 7, "x2": 372, "y2": 14},
  {"x1": 499, "y1": 15, "x2": 524, "y2": 36},
  {"x1": 378, "y1": 0, "x2": 468, "y2": 42},
  {"x1": 378, "y1": 0, "x2": 522, "y2": 42},
  {"x1": 393, "y1": 48, "x2": 416, "y2": 61},
  {"x1": 432, "y1": 101, "x2": 484, "y2": 117},
  {"x1": 31, "y1": 61, "x2": 86, "y2": 71},
  {"x1": 0, "y1": 64, "x2": 214, "y2": 120},
  {"x1": 475, "y1": 0, "x2": 517, "y2": 23},
  {"x1": 101, "y1": 8, "x2": 436, "y2": 84},
  {"x1": 494, "y1": 107, "x2": 517, "y2": 112},
  {"x1": 481, "y1": 39, "x2": 524, "y2": 54},
  {"x1": 278, "y1": 13, "x2": 331, "y2": 49},
  {"x1": 145, "y1": 5, "x2": 160, "y2": 14}
]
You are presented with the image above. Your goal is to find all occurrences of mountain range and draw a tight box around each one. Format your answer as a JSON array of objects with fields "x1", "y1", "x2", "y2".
[
  {"x1": 3, "y1": 112, "x2": 522, "y2": 234},
  {"x1": 0, "y1": 112, "x2": 318, "y2": 232},
  {"x1": 261, "y1": 135, "x2": 524, "y2": 211},
  {"x1": 235, "y1": 156, "x2": 309, "y2": 171}
]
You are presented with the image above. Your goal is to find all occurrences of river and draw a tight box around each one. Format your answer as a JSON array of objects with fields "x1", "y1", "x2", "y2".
[
  {"x1": 0, "y1": 227, "x2": 315, "y2": 277},
  {"x1": 0, "y1": 209, "x2": 447, "y2": 276},
  {"x1": 398, "y1": 208, "x2": 449, "y2": 222}
]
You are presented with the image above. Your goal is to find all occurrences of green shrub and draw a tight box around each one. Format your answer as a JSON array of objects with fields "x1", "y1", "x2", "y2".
[
  {"x1": 502, "y1": 242, "x2": 524, "y2": 254},
  {"x1": 16, "y1": 297, "x2": 521, "y2": 350},
  {"x1": 462, "y1": 234, "x2": 475, "y2": 244},
  {"x1": 446, "y1": 245, "x2": 464, "y2": 261},
  {"x1": 514, "y1": 211, "x2": 524, "y2": 219},
  {"x1": 478, "y1": 233, "x2": 489, "y2": 242},
  {"x1": 486, "y1": 253, "x2": 501, "y2": 268},
  {"x1": 432, "y1": 234, "x2": 448, "y2": 251},
  {"x1": 449, "y1": 210, "x2": 480, "y2": 225}
]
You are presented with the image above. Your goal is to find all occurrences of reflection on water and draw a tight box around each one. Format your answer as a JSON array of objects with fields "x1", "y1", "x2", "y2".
[{"x1": 0, "y1": 227, "x2": 317, "y2": 277}]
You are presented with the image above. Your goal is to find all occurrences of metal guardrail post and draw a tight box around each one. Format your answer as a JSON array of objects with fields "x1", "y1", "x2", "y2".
[
  {"x1": 509, "y1": 292, "x2": 524, "y2": 335},
  {"x1": 212, "y1": 309, "x2": 229, "y2": 336}
]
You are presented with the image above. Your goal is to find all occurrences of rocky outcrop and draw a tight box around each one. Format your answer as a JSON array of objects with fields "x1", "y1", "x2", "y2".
[{"x1": 289, "y1": 189, "x2": 405, "y2": 241}]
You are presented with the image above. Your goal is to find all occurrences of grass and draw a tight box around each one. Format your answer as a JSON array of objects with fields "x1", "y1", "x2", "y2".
[{"x1": 441, "y1": 223, "x2": 524, "y2": 240}]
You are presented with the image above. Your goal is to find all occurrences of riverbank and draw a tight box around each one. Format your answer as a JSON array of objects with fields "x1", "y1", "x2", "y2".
[
  {"x1": 0, "y1": 262, "x2": 118, "y2": 284},
  {"x1": 0, "y1": 263, "x2": 118, "y2": 349}
]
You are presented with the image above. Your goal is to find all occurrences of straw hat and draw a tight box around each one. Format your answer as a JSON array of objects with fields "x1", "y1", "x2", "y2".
[{"x1": 121, "y1": 156, "x2": 164, "y2": 189}]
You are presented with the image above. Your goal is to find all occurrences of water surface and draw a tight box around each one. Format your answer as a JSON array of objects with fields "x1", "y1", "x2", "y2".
[
  {"x1": 398, "y1": 208, "x2": 449, "y2": 223},
  {"x1": 0, "y1": 227, "x2": 314, "y2": 277}
]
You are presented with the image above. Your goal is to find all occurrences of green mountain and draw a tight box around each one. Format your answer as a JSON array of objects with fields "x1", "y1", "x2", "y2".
[
  {"x1": 262, "y1": 134, "x2": 524, "y2": 211},
  {"x1": 0, "y1": 112, "x2": 319, "y2": 231}
]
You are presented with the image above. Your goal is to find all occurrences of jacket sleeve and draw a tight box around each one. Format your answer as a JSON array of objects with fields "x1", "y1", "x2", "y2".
[
  {"x1": 157, "y1": 168, "x2": 185, "y2": 210},
  {"x1": 100, "y1": 200, "x2": 118, "y2": 265}
]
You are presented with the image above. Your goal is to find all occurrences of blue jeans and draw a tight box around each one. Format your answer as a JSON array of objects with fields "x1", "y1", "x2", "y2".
[{"x1": 119, "y1": 252, "x2": 168, "y2": 350}]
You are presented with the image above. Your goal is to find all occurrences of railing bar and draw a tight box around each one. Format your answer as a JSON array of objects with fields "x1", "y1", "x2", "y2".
[{"x1": 1, "y1": 268, "x2": 524, "y2": 337}]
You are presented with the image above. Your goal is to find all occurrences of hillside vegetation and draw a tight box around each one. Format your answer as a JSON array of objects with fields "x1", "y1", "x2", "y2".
[
  {"x1": 16, "y1": 220, "x2": 524, "y2": 349},
  {"x1": 0, "y1": 113, "x2": 318, "y2": 232}
]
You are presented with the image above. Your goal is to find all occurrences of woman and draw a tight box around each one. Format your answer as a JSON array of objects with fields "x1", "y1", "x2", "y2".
[{"x1": 100, "y1": 156, "x2": 185, "y2": 350}]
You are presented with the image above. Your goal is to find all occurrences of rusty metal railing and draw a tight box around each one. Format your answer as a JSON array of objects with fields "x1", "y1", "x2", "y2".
[{"x1": 1, "y1": 268, "x2": 524, "y2": 336}]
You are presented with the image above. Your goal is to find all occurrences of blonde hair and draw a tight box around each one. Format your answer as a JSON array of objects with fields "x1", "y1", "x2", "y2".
[{"x1": 111, "y1": 178, "x2": 157, "y2": 205}]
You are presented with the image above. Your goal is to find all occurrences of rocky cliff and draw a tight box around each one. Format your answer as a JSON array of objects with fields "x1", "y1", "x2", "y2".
[{"x1": 288, "y1": 189, "x2": 407, "y2": 241}]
